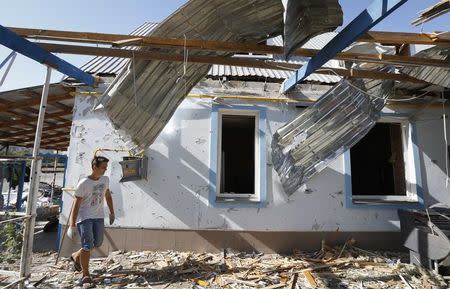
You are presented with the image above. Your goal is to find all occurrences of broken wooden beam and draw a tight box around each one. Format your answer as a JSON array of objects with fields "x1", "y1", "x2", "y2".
[
  {"x1": 29, "y1": 38, "x2": 450, "y2": 69},
  {"x1": 35, "y1": 43, "x2": 429, "y2": 83},
  {"x1": 9, "y1": 27, "x2": 450, "y2": 49}
]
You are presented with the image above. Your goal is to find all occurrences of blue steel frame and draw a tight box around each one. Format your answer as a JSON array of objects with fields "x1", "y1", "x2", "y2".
[
  {"x1": 209, "y1": 104, "x2": 267, "y2": 208},
  {"x1": 0, "y1": 25, "x2": 95, "y2": 86},
  {"x1": 21, "y1": 153, "x2": 68, "y2": 249},
  {"x1": 35, "y1": 153, "x2": 69, "y2": 251},
  {"x1": 16, "y1": 161, "x2": 26, "y2": 211},
  {"x1": 283, "y1": 0, "x2": 408, "y2": 92}
]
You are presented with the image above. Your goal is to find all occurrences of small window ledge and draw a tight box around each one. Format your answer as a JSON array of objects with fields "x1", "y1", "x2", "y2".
[
  {"x1": 350, "y1": 197, "x2": 424, "y2": 209},
  {"x1": 213, "y1": 198, "x2": 266, "y2": 208}
]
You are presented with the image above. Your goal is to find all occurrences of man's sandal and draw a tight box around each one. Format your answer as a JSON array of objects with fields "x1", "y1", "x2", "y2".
[
  {"x1": 70, "y1": 256, "x2": 82, "y2": 272},
  {"x1": 81, "y1": 276, "x2": 93, "y2": 284}
]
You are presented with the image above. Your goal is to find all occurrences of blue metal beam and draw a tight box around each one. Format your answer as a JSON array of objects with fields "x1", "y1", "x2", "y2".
[
  {"x1": 283, "y1": 0, "x2": 408, "y2": 92},
  {"x1": 0, "y1": 25, "x2": 95, "y2": 87}
]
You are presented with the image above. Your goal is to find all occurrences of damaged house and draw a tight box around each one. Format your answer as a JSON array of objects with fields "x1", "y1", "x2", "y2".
[
  {"x1": 1, "y1": 0, "x2": 448, "y2": 258},
  {"x1": 52, "y1": 0, "x2": 450, "y2": 256}
]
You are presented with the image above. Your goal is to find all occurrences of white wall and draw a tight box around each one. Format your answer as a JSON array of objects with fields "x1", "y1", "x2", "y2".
[{"x1": 61, "y1": 87, "x2": 450, "y2": 232}]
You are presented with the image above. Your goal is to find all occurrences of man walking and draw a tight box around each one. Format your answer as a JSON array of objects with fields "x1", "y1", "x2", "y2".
[{"x1": 67, "y1": 156, "x2": 115, "y2": 284}]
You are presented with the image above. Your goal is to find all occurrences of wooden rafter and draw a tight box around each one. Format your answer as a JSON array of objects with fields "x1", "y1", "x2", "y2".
[
  {"x1": 33, "y1": 43, "x2": 428, "y2": 83},
  {"x1": 0, "y1": 141, "x2": 65, "y2": 150},
  {"x1": 9, "y1": 27, "x2": 450, "y2": 48},
  {"x1": 0, "y1": 96, "x2": 69, "y2": 127},
  {"x1": 0, "y1": 135, "x2": 70, "y2": 149},
  {"x1": 0, "y1": 122, "x2": 71, "y2": 140},
  {"x1": 14, "y1": 132, "x2": 69, "y2": 143},
  {"x1": 10, "y1": 133, "x2": 70, "y2": 145},
  {"x1": 0, "y1": 109, "x2": 72, "y2": 129},
  {"x1": 0, "y1": 93, "x2": 73, "y2": 112},
  {"x1": 37, "y1": 41, "x2": 449, "y2": 70},
  {"x1": 39, "y1": 43, "x2": 426, "y2": 83},
  {"x1": 7, "y1": 26, "x2": 450, "y2": 69},
  {"x1": 0, "y1": 109, "x2": 62, "y2": 128},
  {"x1": 15, "y1": 136, "x2": 70, "y2": 147},
  {"x1": 24, "y1": 90, "x2": 73, "y2": 112},
  {"x1": 412, "y1": 0, "x2": 450, "y2": 26}
]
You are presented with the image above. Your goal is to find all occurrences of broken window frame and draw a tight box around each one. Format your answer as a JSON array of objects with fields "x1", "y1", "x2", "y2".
[
  {"x1": 208, "y1": 104, "x2": 267, "y2": 208},
  {"x1": 344, "y1": 116, "x2": 424, "y2": 209}
]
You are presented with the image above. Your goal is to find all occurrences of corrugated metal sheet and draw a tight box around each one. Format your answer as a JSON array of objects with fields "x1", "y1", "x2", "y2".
[
  {"x1": 401, "y1": 46, "x2": 450, "y2": 88},
  {"x1": 82, "y1": 24, "x2": 341, "y2": 84},
  {"x1": 210, "y1": 32, "x2": 343, "y2": 84},
  {"x1": 102, "y1": 0, "x2": 285, "y2": 148},
  {"x1": 81, "y1": 23, "x2": 159, "y2": 75},
  {"x1": 272, "y1": 76, "x2": 393, "y2": 195},
  {"x1": 283, "y1": 0, "x2": 342, "y2": 58}
]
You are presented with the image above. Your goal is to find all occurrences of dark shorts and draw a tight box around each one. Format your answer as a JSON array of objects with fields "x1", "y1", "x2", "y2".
[{"x1": 77, "y1": 218, "x2": 104, "y2": 251}]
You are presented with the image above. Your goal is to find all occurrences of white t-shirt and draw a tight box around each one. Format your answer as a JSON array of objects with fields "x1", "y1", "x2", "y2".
[{"x1": 74, "y1": 176, "x2": 109, "y2": 223}]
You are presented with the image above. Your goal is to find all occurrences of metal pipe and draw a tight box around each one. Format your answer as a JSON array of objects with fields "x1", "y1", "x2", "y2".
[
  {"x1": 2, "y1": 277, "x2": 27, "y2": 289},
  {"x1": 0, "y1": 51, "x2": 16, "y2": 70},
  {"x1": 0, "y1": 51, "x2": 16, "y2": 69},
  {"x1": 16, "y1": 161, "x2": 26, "y2": 211},
  {"x1": 0, "y1": 156, "x2": 42, "y2": 162},
  {"x1": 93, "y1": 148, "x2": 132, "y2": 156},
  {"x1": 50, "y1": 153, "x2": 58, "y2": 204},
  {"x1": 0, "y1": 51, "x2": 17, "y2": 88},
  {"x1": 0, "y1": 162, "x2": 3, "y2": 210},
  {"x1": 0, "y1": 215, "x2": 30, "y2": 225},
  {"x1": 55, "y1": 199, "x2": 75, "y2": 265},
  {"x1": 0, "y1": 211, "x2": 26, "y2": 217},
  {"x1": 18, "y1": 66, "x2": 52, "y2": 289},
  {"x1": 6, "y1": 165, "x2": 12, "y2": 208}
]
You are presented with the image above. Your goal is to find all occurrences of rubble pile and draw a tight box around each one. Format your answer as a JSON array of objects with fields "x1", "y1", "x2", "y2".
[{"x1": 0, "y1": 239, "x2": 447, "y2": 288}]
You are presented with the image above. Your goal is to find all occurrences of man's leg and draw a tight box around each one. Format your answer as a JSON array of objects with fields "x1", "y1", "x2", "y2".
[
  {"x1": 71, "y1": 249, "x2": 82, "y2": 269},
  {"x1": 80, "y1": 249, "x2": 90, "y2": 277},
  {"x1": 77, "y1": 219, "x2": 94, "y2": 277},
  {"x1": 92, "y1": 218, "x2": 105, "y2": 248}
]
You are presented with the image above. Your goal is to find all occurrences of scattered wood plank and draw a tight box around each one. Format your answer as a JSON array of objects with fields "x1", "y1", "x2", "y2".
[
  {"x1": 303, "y1": 271, "x2": 317, "y2": 288},
  {"x1": 399, "y1": 274, "x2": 414, "y2": 289},
  {"x1": 290, "y1": 272, "x2": 299, "y2": 289}
]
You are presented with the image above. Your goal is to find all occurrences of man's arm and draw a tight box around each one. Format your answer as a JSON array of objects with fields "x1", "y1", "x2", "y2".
[
  {"x1": 105, "y1": 189, "x2": 114, "y2": 214},
  {"x1": 70, "y1": 197, "x2": 83, "y2": 227}
]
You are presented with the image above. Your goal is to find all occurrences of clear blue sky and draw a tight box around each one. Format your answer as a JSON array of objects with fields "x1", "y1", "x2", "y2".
[{"x1": 0, "y1": 0, "x2": 448, "y2": 92}]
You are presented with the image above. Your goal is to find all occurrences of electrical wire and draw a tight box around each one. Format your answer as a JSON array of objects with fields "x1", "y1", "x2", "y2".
[
  {"x1": 442, "y1": 91, "x2": 449, "y2": 187},
  {"x1": 132, "y1": 50, "x2": 137, "y2": 106}
]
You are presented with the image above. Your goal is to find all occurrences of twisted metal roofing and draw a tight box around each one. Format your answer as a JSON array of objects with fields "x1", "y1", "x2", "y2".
[
  {"x1": 210, "y1": 32, "x2": 342, "y2": 84},
  {"x1": 80, "y1": 23, "x2": 159, "y2": 75},
  {"x1": 283, "y1": 0, "x2": 342, "y2": 57},
  {"x1": 81, "y1": 23, "x2": 342, "y2": 84},
  {"x1": 101, "y1": 0, "x2": 285, "y2": 148}
]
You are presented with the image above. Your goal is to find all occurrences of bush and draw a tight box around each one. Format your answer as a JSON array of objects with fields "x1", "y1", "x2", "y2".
[{"x1": 0, "y1": 221, "x2": 23, "y2": 263}]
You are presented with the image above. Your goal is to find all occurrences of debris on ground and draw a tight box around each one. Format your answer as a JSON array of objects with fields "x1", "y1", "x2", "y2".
[{"x1": 0, "y1": 238, "x2": 447, "y2": 288}]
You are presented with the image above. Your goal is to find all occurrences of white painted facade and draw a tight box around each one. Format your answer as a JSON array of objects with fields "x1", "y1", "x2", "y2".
[{"x1": 61, "y1": 81, "x2": 450, "y2": 233}]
